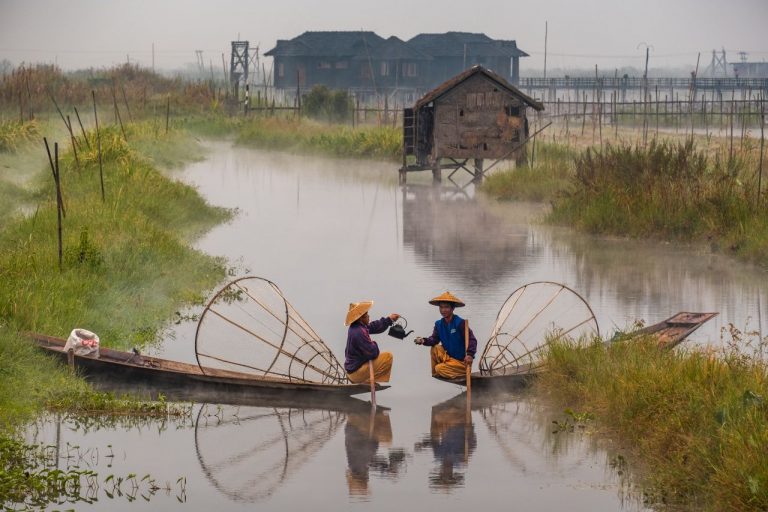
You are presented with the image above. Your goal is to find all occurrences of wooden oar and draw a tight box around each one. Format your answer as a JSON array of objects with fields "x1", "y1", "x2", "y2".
[
  {"x1": 465, "y1": 319, "x2": 471, "y2": 405},
  {"x1": 368, "y1": 360, "x2": 376, "y2": 408}
]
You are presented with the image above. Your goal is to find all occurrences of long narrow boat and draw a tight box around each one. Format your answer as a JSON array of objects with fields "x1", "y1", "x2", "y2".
[
  {"x1": 434, "y1": 310, "x2": 718, "y2": 389},
  {"x1": 629, "y1": 311, "x2": 718, "y2": 350},
  {"x1": 29, "y1": 333, "x2": 388, "y2": 399}
]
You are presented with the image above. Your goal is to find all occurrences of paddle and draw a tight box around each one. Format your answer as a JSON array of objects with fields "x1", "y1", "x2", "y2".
[
  {"x1": 368, "y1": 360, "x2": 376, "y2": 408},
  {"x1": 465, "y1": 319, "x2": 471, "y2": 403}
]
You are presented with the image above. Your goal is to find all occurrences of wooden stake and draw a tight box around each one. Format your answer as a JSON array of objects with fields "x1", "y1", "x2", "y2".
[
  {"x1": 73, "y1": 106, "x2": 91, "y2": 150},
  {"x1": 92, "y1": 90, "x2": 105, "y2": 202},
  {"x1": 121, "y1": 85, "x2": 133, "y2": 123},
  {"x1": 111, "y1": 80, "x2": 127, "y2": 140},
  {"x1": 43, "y1": 137, "x2": 66, "y2": 218},
  {"x1": 66, "y1": 115, "x2": 79, "y2": 168},
  {"x1": 54, "y1": 143, "x2": 63, "y2": 271},
  {"x1": 165, "y1": 95, "x2": 170, "y2": 135}
]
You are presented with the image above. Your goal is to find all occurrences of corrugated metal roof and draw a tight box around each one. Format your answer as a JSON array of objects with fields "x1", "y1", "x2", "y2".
[{"x1": 414, "y1": 65, "x2": 544, "y2": 111}]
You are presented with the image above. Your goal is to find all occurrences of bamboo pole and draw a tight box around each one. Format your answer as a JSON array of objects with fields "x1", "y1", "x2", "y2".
[
  {"x1": 54, "y1": 143, "x2": 63, "y2": 271},
  {"x1": 120, "y1": 85, "x2": 133, "y2": 123},
  {"x1": 111, "y1": 81, "x2": 127, "y2": 141},
  {"x1": 66, "y1": 115, "x2": 79, "y2": 168},
  {"x1": 73, "y1": 106, "x2": 91, "y2": 150},
  {"x1": 43, "y1": 137, "x2": 66, "y2": 218},
  {"x1": 92, "y1": 91, "x2": 105, "y2": 202}
]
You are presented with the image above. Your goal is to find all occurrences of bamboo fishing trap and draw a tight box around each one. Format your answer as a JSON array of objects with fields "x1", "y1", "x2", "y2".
[
  {"x1": 194, "y1": 276, "x2": 348, "y2": 384},
  {"x1": 479, "y1": 281, "x2": 600, "y2": 376}
]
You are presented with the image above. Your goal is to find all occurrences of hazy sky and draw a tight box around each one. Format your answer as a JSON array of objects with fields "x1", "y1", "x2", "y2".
[{"x1": 1, "y1": 0, "x2": 767, "y2": 73}]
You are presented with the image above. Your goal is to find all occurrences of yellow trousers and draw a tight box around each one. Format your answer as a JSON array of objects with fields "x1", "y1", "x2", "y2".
[
  {"x1": 347, "y1": 352, "x2": 393, "y2": 383},
  {"x1": 431, "y1": 345, "x2": 468, "y2": 379}
]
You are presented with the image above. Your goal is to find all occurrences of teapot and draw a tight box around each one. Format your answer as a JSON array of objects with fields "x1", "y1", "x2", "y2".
[{"x1": 388, "y1": 317, "x2": 414, "y2": 340}]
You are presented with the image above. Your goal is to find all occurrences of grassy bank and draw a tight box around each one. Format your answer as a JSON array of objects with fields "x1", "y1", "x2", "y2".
[
  {"x1": 481, "y1": 142, "x2": 576, "y2": 201},
  {"x1": 549, "y1": 140, "x2": 767, "y2": 266},
  {"x1": 184, "y1": 115, "x2": 402, "y2": 160},
  {"x1": 0, "y1": 121, "x2": 231, "y2": 422},
  {"x1": 482, "y1": 136, "x2": 768, "y2": 267},
  {"x1": 539, "y1": 336, "x2": 768, "y2": 511}
]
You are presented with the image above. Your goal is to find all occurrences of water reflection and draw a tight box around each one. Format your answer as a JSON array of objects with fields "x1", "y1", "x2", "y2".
[
  {"x1": 194, "y1": 401, "x2": 349, "y2": 503},
  {"x1": 402, "y1": 183, "x2": 536, "y2": 287},
  {"x1": 344, "y1": 407, "x2": 407, "y2": 497},
  {"x1": 415, "y1": 395, "x2": 476, "y2": 490}
]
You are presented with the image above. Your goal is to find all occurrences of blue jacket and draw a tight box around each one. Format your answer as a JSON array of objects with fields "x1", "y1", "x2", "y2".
[{"x1": 421, "y1": 314, "x2": 477, "y2": 361}]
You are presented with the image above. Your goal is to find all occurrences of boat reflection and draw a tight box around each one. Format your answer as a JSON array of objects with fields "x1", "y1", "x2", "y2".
[
  {"x1": 193, "y1": 399, "x2": 364, "y2": 503},
  {"x1": 416, "y1": 394, "x2": 476, "y2": 490},
  {"x1": 344, "y1": 407, "x2": 408, "y2": 497}
]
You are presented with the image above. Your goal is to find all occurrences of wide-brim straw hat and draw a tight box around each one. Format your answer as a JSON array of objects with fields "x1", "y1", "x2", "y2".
[
  {"x1": 345, "y1": 301, "x2": 374, "y2": 326},
  {"x1": 429, "y1": 291, "x2": 465, "y2": 308}
]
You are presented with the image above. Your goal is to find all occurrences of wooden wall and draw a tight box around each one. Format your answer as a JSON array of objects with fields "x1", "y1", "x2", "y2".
[{"x1": 431, "y1": 74, "x2": 526, "y2": 160}]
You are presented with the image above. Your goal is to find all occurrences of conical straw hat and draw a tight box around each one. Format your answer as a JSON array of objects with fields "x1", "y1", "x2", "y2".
[
  {"x1": 429, "y1": 291, "x2": 465, "y2": 307},
  {"x1": 345, "y1": 301, "x2": 374, "y2": 326}
]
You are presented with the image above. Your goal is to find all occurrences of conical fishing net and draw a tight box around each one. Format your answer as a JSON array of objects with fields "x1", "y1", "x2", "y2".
[
  {"x1": 479, "y1": 281, "x2": 599, "y2": 375},
  {"x1": 195, "y1": 276, "x2": 348, "y2": 384}
]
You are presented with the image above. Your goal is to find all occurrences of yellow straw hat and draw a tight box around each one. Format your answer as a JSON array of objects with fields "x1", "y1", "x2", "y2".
[
  {"x1": 345, "y1": 301, "x2": 374, "y2": 326},
  {"x1": 429, "y1": 291, "x2": 465, "y2": 307}
]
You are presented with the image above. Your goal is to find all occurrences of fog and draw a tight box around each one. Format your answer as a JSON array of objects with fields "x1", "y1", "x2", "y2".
[{"x1": 1, "y1": 0, "x2": 766, "y2": 74}]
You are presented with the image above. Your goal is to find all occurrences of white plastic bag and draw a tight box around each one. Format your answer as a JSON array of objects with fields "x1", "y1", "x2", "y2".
[{"x1": 63, "y1": 328, "x2": 100, "y2": 357}]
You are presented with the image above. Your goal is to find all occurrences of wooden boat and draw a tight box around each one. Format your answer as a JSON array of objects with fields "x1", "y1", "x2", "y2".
[
  {"x1": 627, "y1": 311, "x2": 718, "y2": 350},
  {"x1": 434, "y1": 310, "x2": 718, "y2": 390},
  {"x1": 434, "y1": 364, "x2": 540, "y2": 390},
  {"x1": 29, "y1": 333, "x2": 388, "y2": 399}
]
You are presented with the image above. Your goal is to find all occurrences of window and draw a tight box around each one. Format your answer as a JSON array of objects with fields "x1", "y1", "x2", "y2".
[
  {"x1": 380, "y1": 61, "x2": 390, "y2": 76},
  {"x1": 335, "y1": 61, "x2": 348, "y2": 69},
  {"x1": 402, "y1": 62, "x2": 418, "y2": 77},
  {"x1": 278, "y1": 63, "x2": 284, "y2": 78},
  {"x1": 317, "y1": 61, "x2": 331, "y2": 69}
]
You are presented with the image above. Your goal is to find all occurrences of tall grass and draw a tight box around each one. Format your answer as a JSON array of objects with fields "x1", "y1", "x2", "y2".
[
  {"x1": 0, "y1": 120, "x2": 38, "y2": 152},
  {"x1": 539, "y1": 336, "x2": 768, "y2": 511},
  {"x1": 233, "y1": 117, "x2": 402, "y2": 160},
  {"x1": 481, "y1": 142, "x2": 577, "y2": 201},
  {"x1": 0, "y1": 122, "x2": 231, "y2": 427},
  {"x1": 548, "y1": 139, "x2": 768, "y2": 266}
]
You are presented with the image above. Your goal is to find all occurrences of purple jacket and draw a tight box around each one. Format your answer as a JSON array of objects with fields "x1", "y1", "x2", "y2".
[{"x1": 345, "y1": 317, "x2": 393, "y2": 373}]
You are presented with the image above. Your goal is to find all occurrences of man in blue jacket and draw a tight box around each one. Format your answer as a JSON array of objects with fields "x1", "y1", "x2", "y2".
[{"x1": 415, "y1": 292, "x2": 477, "y2": 379}]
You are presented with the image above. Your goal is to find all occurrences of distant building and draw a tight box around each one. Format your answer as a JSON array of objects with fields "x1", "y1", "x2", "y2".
[
  {"x1": 264, "y1": 31, "x2": 528, "y2": 100},
  {"x1": 731, "y1": 62, "x2": 768, "y2": 79}
]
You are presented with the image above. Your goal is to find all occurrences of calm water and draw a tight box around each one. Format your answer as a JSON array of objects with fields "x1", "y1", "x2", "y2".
[{"x1": 27, "y1": 142, "x2": 766, "y2": 510}]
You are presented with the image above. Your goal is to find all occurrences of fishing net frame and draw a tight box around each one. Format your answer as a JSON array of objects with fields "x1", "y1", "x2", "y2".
[
  {"x1": 194, "y1": 276, "x2": 349, "y2": 384},
  {"x1": 479, "y1": 281, "x2": 600, "y2": 376}
]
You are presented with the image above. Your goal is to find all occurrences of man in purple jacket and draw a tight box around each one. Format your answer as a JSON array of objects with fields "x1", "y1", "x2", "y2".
[{"x1": 344, "y1": 301, "x2": 400, "y2": 383}]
